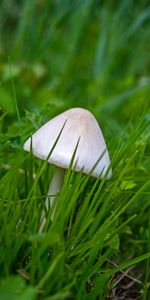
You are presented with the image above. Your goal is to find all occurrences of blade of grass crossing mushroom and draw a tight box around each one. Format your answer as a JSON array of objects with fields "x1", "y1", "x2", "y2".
[{"x1": 23, "y1": 121, "x2": 67, "y2": 229}]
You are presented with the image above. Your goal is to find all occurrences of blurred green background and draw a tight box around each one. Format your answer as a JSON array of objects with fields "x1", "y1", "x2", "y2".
[{"x1": 0, "y1": 0, "x2": 150, "y2": 126}]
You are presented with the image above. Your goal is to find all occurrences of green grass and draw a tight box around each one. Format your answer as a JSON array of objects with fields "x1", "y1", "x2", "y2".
[{"x1": 0, "y1": 0, "x2": 150, "y2": 299}]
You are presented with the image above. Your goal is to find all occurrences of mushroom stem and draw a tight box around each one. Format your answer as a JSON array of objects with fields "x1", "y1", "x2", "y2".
[{"x1": 39, "y1": 167, "x2": 65, "y2": 232}]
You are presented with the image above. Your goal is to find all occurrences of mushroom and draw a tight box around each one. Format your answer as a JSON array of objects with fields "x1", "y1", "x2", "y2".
[{"x1": 24, "y1": 107, "x2": 112, "y2": 230}]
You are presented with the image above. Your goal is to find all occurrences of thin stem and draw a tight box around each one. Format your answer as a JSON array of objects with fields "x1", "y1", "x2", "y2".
[{"x1": 39, "y1": 167, "x2": 65, "y2": 232}]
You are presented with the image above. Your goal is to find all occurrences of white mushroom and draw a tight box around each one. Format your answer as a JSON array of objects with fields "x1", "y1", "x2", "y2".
[{"x1": 24, "y1": 107, "x2": 112, "y2": 230}]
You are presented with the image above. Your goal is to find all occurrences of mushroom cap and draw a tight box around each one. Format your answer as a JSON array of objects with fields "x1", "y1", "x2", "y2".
[{"x1": 24, "y1": 108, "x2": 112, "y2": 178}]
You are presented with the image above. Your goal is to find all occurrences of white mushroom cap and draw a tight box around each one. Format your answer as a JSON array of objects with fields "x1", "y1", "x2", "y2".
[{"x1": 24, "y1": 108, "x2": 112, "y2": 178}]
